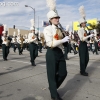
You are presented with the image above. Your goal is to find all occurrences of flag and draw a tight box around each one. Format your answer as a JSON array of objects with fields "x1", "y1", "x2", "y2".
[{"x1": 42, "y1": 21, "x2": 50, "y2": 27}]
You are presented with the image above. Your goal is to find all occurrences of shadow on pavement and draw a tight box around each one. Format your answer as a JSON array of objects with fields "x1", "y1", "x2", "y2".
[
  {"x1": 0, "y1": 91, "x2": 4, "y2": 95},
  {"x1": 0, "y1": 65, "x2": 32, "y2": 76},
  {"x1": 0, "y1": 94, "x2": 13, "y2": 99},
  {"x1": 58, "y1": 60, "x2": 100, "y2": 100}
]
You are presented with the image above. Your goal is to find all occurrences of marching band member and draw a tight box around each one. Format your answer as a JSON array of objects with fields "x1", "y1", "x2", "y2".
[
  {"x1": 43, "y1": 0, "x2": 70, "y2": 100},
  {"x1": 78, "y1": 6, "x2": 94, "y2": 76},
  {"x1": 28, "y1": 19, "x2": 38, "y2": 66},
  {"x1": 70, "y1": 32, "x2": 77, "y2": 54},
  {"x1": 17, "y1": 29, "x2": 24, "y2": 55},
  {"x1": 93, "y1": 29, "x2": 99, "y2": 55},
  {"x1": 12, "y1": 31, "x2": 17, "y2": 53},
  {"x1": 23, "y1": 34, "x2": 27, "y2": 50},
  {"x1": 2, "y1": 25, "x2": 10, "y2": 61},
  {"x1": 34, "y1": 30, "x2": 39, "y2": 57},
  {"x1": 63, "y1": 25, "x2": 70, "y2": 60},
  {"x1": 89, "y1": 32, "x2": 94, "y2": 52},
  {"x1": 24, "y1": 34, "x2": 29, "y2": 50},
  {"x1": 38, "y1": 33, "x2": 44, "y2": 53}
]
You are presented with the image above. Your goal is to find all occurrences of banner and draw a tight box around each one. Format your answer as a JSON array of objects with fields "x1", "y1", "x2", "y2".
[
  {"x1": 73, "y1": 18, "x2": 98, "y2": 31},
  {"x1": 0, "y1": 24, "x2": 3, "y2": 36}
]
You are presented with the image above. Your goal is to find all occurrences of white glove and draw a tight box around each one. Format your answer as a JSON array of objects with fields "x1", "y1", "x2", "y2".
[
  {"x1": 89, "y1": 34, "x2": 94, "y2": 38},
  {"x1": 61, "y1": 36, "x2": 70, "y2": 43}
]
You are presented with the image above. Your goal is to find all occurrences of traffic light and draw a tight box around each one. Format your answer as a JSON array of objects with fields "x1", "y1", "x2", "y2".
[{"x1": 13, "y1": 25, "x2": 15, "y2": 29}]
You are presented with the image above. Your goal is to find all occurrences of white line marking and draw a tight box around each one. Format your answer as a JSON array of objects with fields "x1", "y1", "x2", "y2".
[
  {"x1": 0, "y1": 58, "x2": 46, "y2": 66},
  {"x1": 10, "y1": 59, "x2": 30, "y2": 64}
]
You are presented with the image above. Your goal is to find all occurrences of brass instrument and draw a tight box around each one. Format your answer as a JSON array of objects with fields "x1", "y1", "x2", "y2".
[
  {"x1": 58, "y1": 23, "x2": 66, "y2": 37},
  {"x1": 20, "y1": 35, "x2": 25, "y2": 48},
  {"x1": 4, "y1": 37, "x2": 6, "y2": 41},
  {"x1": 40, "y1": 33, "x2": 45, "y2": 46},
  {"x1": 41, "y1": 37, "x2": 45, "y2": 46}
]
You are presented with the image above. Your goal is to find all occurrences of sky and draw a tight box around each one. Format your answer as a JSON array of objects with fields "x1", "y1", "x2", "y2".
[{"x1": 0, "y1": 0, "x2": 100, "y2": 32}]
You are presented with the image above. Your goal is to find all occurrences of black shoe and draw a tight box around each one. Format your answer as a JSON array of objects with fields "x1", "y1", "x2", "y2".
[
  {"x1": 20, "y1": 52, "x2": 23, "y2": 55},
  {"x1": 4, "y1": 58, "x2": 7, "y2": 61},
  {"x1": 31, "y1": 62, "x2": 36, "y2": 66},
  {"x1": 51, "y1": 93, "x2": 63, "y2": 100},
  {"x1": 39, "y1": 51, "x2": 42, "y2": 53},
  {"x1": 5, "y1": 58, "x2": 8, "y2": 61},
  {"x1": 80, "y1": 72, "x2": 88, "y2": 76},
  {"x1": 4, "y1": 59, "x2": 6, "y2": 61},
  {"x1": 74, "y1": 52, "x2": 77, "y2": 55},
  {"x1": 65, "y1": 58, "x2": 69, "y2": 60}
]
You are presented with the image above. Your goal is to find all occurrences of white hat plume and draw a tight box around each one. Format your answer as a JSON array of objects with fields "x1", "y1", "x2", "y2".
[{"x1": 79, "y1": 5, "x2": 86, "y2": 19}]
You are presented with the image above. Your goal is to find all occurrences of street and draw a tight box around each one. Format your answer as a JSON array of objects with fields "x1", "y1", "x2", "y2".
[{"x1": 0, "y1": 49, "x2": 100, "y2": 100}]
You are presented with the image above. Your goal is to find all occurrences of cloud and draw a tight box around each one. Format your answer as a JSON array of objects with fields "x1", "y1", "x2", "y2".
[
  {"x1": 0, "y1": 0, "x2": 99, "y2": 32},
  {"x1": 0, "y1": 0, "x2": 47, "y2": 30}
]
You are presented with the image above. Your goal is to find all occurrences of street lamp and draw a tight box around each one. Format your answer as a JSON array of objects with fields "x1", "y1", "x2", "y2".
[
  {"x1": 38, "y1": 16, "x2": 39, "y2": 33},
  {"x1": 25, "y1": 5, "x2": 35, "y2": 33}
]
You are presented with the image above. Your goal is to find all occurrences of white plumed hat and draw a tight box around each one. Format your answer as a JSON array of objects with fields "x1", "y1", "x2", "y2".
[
  {"x1": 79, "y1": 5, "x2": 87, "y2": 24},
  {"x1": 30, "y1": 26, "x2": 35, "y2": 30},
  {"x1": 94, "y1": 29, "x2": 97, "y2": 37},
  {"x1": 13, "y1": 31, "x2": 16, "y2": 37},
  {"x1": 46, "y1": 0, "x2": 60, "y2": 20},
  {"x1": 79, "y1": 18, "x2": 87, "y2": 24},
  {"x1": 17, "y1": 29, "x2": 21, "y2": 36},
  {"x1": 30, "y1": 19, "x2": 35, "y2": 27},
  {"x1": 2, "y1": 24, "x2": 7, "y2": 34},
  {"x1": 66, "y1": 25, "x2": 70, "y2": 31},
  {"x1": 30, "y1": 19, "x2": 35, "y2": 30},
  {"x1": 47, "y1": 10, "x2": 60, "y2": 20}
]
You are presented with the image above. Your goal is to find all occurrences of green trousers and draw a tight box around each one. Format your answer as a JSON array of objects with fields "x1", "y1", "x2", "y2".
[
  {"x1": 90, "y1": 43, "x2": 93, "y2": 52},
  {"x1": 38, "y1": 43, "x2": 42, "y2": 52},
  {"x1": 69, "y1": 43, "x2": 71, "y2": 53},
  {"x1": 94, "y1": 41, "x2": 98, "y2": 54},
  {"x1": 79, "y1": 41, "x2": 89, "y2": 73},
  {"x1": 46, "y1": 47, "x2": 67, "y2": 98},
  {"x1": 64, "y1": 42, "x2": 69, "y2": 59},
  {"x1": 17, "y1": 44, "x2": 23, "y2": 54},
  {"x1": 2, "y1": 44, "x2": 9, "y2": 60},
  {"x1": 29, "y1": 43, "x2": 38, "y2": 63},
  {"x1": 35, "y1": 44, "x2": 38, "y2": 57},
  {"x1": 12, "y1": 43, "x2": 17, "y2": 52}
]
